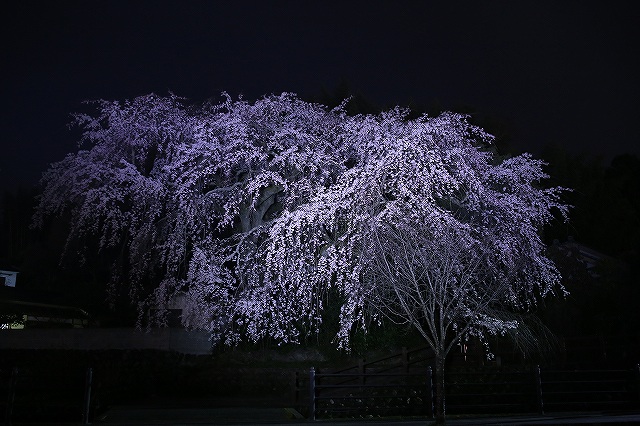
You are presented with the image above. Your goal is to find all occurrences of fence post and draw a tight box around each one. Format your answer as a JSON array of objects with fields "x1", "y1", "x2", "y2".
[
  {"x1": 426, "y1": 366, "x2": 434, "y2": 418},
  {"x1": 309, "y1": 367, "x2": 316, "y2": 421},
  {"x1": 402, "y1": 347, "x2": 408, "y2": 373},
  {"x1": 294, "y1": 371, "x2": 300, "y2": 407},
  {"x1": 82, "y1": 367, "x2": 93, "y2": 425},
  {"x1": 5, "y1": 368, "x2": 18, "y2": 426},
  {"x1": 534, "y1": 365, "x2": 544, "y2": 415},
  {"x1": 636, "y1": 364, "x2": 640, "y2": 406}
]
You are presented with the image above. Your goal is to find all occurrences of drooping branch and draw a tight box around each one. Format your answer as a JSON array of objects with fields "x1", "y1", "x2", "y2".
[{"x1": 33, "y1": 92, "x2": 569, "y2": 356}]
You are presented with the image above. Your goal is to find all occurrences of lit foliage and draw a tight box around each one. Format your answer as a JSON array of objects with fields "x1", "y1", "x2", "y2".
[{"x1": 34, "y1": 93, "x2": 569, "y2": 350}]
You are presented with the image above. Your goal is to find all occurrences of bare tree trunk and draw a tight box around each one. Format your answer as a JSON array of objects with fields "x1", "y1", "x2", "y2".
[{"x1": 434, "y1": 351, "x2": 446, "y2": 425}]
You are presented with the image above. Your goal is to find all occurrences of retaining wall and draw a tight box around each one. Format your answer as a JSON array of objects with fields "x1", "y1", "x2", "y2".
[{"x1": 0, "y1": 328, "x2": 212, "y2": 354}]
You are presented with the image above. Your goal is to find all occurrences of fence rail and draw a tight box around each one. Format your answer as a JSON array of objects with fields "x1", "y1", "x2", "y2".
[{"x1": 303, "y1": 363, "x2": 640, "y2": 420}]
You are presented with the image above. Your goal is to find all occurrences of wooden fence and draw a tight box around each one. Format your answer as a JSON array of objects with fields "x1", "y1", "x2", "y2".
[
  {"x1": 304, "y1": 366, "x2": 640, "y2": 420},
  {"x1": 300, "y1": 348, "x2": 640, "y2": 420}
]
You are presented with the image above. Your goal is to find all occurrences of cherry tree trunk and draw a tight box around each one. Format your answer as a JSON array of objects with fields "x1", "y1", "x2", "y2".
[{"x1": 434, "y1": 352, "x2": 446, "y2": 425}]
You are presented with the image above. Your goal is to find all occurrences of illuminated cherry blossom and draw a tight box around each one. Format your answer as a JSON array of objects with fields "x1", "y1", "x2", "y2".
[{"x1": 34, "y1": 93, "x2": 569, "y2": 359}]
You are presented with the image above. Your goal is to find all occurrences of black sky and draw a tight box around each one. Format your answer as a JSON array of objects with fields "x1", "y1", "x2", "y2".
[{"x1": 2, "y1": 1, "x2": 639, "y2": 193}]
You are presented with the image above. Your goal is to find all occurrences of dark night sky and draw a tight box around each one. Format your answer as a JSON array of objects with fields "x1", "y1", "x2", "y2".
[{"x1": 2, "y1": 1, "x2": 639, "y2": 194}]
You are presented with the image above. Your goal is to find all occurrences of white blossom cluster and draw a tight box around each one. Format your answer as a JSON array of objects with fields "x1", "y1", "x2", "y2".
[{"x1": 34, "y1": 93, "x2": 569, "y2": 350}]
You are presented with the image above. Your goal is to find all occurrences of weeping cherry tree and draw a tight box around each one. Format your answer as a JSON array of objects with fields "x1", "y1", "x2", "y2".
[{"x1": 34, "y1": 92, "x2": 568, "y2": 422}]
